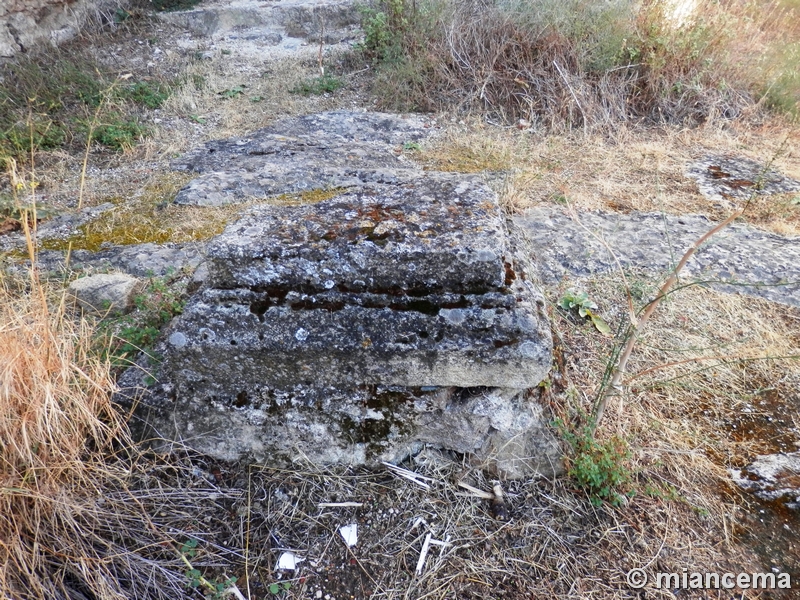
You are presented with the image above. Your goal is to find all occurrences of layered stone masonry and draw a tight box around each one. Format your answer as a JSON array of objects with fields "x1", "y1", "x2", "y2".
[{"x1": 131, "y1": 111, "x2": 560, "y2": 479}]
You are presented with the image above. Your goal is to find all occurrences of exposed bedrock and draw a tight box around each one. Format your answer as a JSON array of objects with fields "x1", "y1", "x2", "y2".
[{"x1": 125, "y1": 111, "x2": 560, "y2": 479}]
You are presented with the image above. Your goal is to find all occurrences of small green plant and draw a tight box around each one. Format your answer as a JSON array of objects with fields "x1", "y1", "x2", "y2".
[
  {"x1": 559, "y1": 421, "x2": 633, "y2": 506},
  {"x1": 89, "y1": 114, "x2": 148, "y2": 150},
  {"x1": 97, "y1": 275, "x2": 185, "y2": 367},
  {"x1": 557, "y1": 290, "x2": 611, "y2": 335},
  {"x1": 189, "y1": 114, "x2": 206, "y2": 124},
  {"x1": 120, "y1": 81, "x2": 171, "y2": 109},
  {"x1": 218, "y1": 85, "x2": 246, "y2": 99},
  {"x1": 179, "y1": 538, "x2": 239, "y2": 599},
  {"x1": 113, "y1": 8, "x2": 130, "y2": 23},
  {"x1": 358, "y1": 0, "x2": 408, "y2": 62},
  {"x1": 290, "y1": 74, "x2": 344, "y2": 96},
  {"x1": 403, "y1": 141, "x2": 421, "y2": 151},
  {"x1": 268, "y1": 582, "x2": 292, "y2": 595}
]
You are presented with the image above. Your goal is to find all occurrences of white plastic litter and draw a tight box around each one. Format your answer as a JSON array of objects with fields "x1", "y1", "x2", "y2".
[
  {"x1": 275, "y1": 552, "x2": 304, "y2": 570},
  {"x1": 339, "y1": 524, "x2": 358, "y2": 547}
]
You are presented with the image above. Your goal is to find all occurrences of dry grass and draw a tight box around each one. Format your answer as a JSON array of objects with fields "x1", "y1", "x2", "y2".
[
  {"x1": 368, "y1": 0, "x2": 800, "y2": 129},
  {"x1": 0, "y1": 263, "x2": 246, "y2": 600},
  {"x1": 417, "y1": 118, "x2": 800, "y2": 234}
]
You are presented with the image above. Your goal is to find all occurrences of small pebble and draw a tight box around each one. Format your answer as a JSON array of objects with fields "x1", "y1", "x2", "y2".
[{"x1": 316, "y1": 591, "x2": 323, "y2": 599}]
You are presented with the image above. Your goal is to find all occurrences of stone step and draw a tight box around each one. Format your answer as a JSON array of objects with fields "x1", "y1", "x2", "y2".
[
  {"x1": 165, "y1": 274, "x2": 551, "y2": 394},
  {"x1": 205, "y1": 175, "x2": 508, "y2": 293}
]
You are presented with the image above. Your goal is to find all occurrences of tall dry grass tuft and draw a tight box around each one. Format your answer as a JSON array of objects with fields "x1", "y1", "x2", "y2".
[
  {"x1": 366, "y1": 0, "x2": 800, "y2": 129},
  {"x1": 0, "y1": 267, "x2": 130, "y2": 599}
]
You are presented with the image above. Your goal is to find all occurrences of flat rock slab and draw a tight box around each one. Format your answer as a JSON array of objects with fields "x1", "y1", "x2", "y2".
[
  {"x1": 516, "y1": 206, "x2": 800, "y2": 307},
  {"x1": 207, "y1": 175, "x2": 507, "y2": 294},
  {"x1": 171, "y1": 111, "x2": 433, "y2": 206},
  {"x1": 34, "y1": 242, "x2": 205, "y2": 278},
  {"x1": 686, "y1": 155, "x2": 800, "y2": 203}
]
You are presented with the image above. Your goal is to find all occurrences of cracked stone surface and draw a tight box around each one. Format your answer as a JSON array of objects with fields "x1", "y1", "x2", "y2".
[
  {"x1": 171, "y1": 111, "x2": 432, "y2": 206},
  {"x1": 686, "y1": 154, "x2": 800, "y2": 203},
  {"x1": 206, "y1": 174, "x2": 507, "y2": 293},
  {"x1": 516, "y1": 206, "x2": 800, "y2": 307}
]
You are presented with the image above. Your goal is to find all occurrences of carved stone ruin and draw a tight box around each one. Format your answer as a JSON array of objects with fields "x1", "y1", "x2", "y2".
[{"x1": 122, "y1": 111, "x2": 561, "y2": 479}]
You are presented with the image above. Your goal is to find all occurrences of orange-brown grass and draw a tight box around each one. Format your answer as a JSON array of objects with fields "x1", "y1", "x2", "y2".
[{"x1": 0, "y1": 267, "x2": 127, "y2": 598}]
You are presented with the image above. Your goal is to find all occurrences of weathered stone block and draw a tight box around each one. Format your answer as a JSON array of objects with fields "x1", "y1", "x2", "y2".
[
  {"x1": 206, "y1": 176, "x2": 507, "y2": 294},
  {"x1": 137, "y1": 384, "x2": 561, "y2": 479},
  {"x1": 125, "y1": 111, "x2": 559, "y2": 479}
]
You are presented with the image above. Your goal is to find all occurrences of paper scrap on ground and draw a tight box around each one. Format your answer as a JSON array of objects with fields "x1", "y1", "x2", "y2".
[{"x1": 339, "y1": 524, "x2": 358, "y2": 547}]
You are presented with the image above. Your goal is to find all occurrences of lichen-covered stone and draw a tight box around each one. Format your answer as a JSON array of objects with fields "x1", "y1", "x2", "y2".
[
  {"x1": 125, "y1": 111, "x2": 559, "y2": 479},
  {"x1": 164, "y1": 280, "x2": 550, "y2": 393},
  {"x1": 687, "y1": 155, "x2": 800, "y2": 203},
  {"x1": 68, "y1": 273, "x2": 143, "y2": 316},
  {"x1": 516, "y1": 206, "x2": 800, "y2": 307},
  {"x1": 206, "y1": 175, "x2": 507, "y2": 294},
  {"x1": 130, "y1": 383, "x2": 561, "y2": 479}
]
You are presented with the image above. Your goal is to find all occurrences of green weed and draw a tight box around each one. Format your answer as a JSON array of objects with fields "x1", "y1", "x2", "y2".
[
  {"x1": 179, "y1": 538, "x2": 239, "y2": 599},
  {"x1": 559, "y1": 420, "x2": 633, "y2": 506},
  {"x1": 558, "y1": 290, "x2": 611, "y2": 335},
  {"x1": 269, "y1": 582, "x2": 292, "y2": 595},
  {"x1": 218, "y1": 85, "x2": 246, "y2": 99},
  {"x1": 0, "y1": 53, "x2": 170, "y2": 159},
  {"x1": 120, "y1": 81, "x2": 171, "y2": 109},
  {"x1": 290, "y1": 74, "x2": 344, "y2": 96},
  {"x1": 97, "y1": 275, "x2": 185, "y2": 367},
  {"x1": 89, "y1": 115, "x2": 149, "y2": 151}
]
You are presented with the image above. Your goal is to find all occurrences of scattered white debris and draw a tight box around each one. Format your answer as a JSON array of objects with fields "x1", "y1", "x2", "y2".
[
  {"x1": 275, "y1": 552, "x2": 304, "y2": 571},
  {"x1": 415, "y1": 533, "x2": 432, "y2": 575},
  {"x1": 382, "y1": 462, "x2": 435, "y2": 490},
  {"x1": 339, "y1": 524, "x2": 358, "y2": 547}
]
